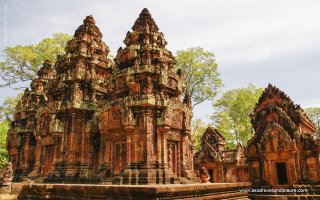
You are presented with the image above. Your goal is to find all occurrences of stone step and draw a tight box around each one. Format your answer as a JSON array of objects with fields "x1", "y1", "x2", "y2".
[
  {"x1": 100, "y1": 178, "x2": 114, "y2": 185},
  {"x1": 10, "y1": 183, "x2": 24, "y2": 194},
  {"x1": 0, "y1": 193, "x2": 18, "y2": 200}
]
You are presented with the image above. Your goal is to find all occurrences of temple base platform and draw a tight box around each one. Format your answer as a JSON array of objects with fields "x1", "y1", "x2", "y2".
[{"x1": 17, "y1": 182, "x2": 251, "y2": 200}]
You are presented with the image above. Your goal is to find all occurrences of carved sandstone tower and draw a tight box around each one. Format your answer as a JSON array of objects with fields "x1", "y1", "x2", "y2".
[
  {"x1": 34, "y1": 15, "x2": 113, "y2": 179},
  {"x1": 97, "y1": 8, "x2": 194, "y2": 184},
  {"x1": 6, "y1": 9, "x2": 194, "y2": 185},
  {"x1": 6, "y1": 60, "x2": 55, "y2": 180}
]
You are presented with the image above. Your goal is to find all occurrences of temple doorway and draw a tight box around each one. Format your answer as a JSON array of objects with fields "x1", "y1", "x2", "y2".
[
  {"x1": 168, "y1": 143, "x2": 177, "y2": 174},
  {"x1": 114, "y1": 143, "x2": 127, "y2": 174},
  {"x1": 276, "y1": 162, "x2": 288, "y2": 185}
]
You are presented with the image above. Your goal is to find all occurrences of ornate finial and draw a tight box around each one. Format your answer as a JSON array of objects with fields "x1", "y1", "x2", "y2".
[
  {"x1": 74, "y1": 15, "x2": 102, "y2": 38},
  {"x1": 132, "y1": 8, "x2": 159, "y2": 32},
  {"x1": 141, "y1": 8, "x2": 151, "y2": 15},
  {"x1": 83, "y1": 15, "x2": 96, "y2": 24}
]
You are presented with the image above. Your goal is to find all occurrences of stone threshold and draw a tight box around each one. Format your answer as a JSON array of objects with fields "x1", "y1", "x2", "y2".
[{"x1": 17, "y1": 182, "x2": 251, "y2": 200}]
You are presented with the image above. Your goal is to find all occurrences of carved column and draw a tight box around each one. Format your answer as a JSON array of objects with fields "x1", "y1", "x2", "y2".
[
  {"x1": 52, "y1": 135, "x2": 62, "y2": 164},
  {"x1": 70, "y1": 113, "x2": 76, "y2": 163},
  {"x1": 144, "y1": 110, "x2": 154, "y2": 164},
  {"x1": 290, "y1": 155, "x2": 297, "y2": 185},
  {"x1": 110, "y1": 136, "x2": 114, "y2": 175},
  {"x1": 162, "y1": 133, "x2": 168, "y2": 167},
  {"x1": 29, "y1": 139, "x2": 41, "y2": 177},
  {"x1": 126, "y1": 134, "x2": 132, "y2": 163},
  {"x1": 177, "y1": 142, "x2": 181, "y2": 177},
  {"x1": 21, "y1": 133, "x2": 30, "y2": 174}
]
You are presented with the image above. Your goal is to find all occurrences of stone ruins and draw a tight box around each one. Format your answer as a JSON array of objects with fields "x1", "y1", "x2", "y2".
[
  {"x1": 6, "y1": 8, "x2": 194, "y2": 185},
  {"x1": 195, "y1": 84, "x2": 319, "y2": 188},
  {"x1": 2, "y1": 7, "x2": 320, "y2": 200},
  {"x1": 194, "y1": 128, "x2": 249, "y2": 183}
]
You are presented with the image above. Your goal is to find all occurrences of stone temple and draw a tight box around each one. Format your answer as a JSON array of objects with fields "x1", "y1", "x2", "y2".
[
  {"x1": 6, "y1": 8, "x2": 194, "y2": 185},
  {"x1": 2, "y1": 8, "x2": 320, "y2": 200},
  {"x1": 194, "y1": 84, "x2": 320, "y2": 190}
]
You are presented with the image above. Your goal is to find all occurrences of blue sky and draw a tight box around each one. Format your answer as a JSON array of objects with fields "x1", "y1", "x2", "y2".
[{"x1": 1, "y1": 0, "x2": 320, "y2": 122}]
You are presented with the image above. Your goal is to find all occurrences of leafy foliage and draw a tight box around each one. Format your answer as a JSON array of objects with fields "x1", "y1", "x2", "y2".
[
  {"x1": 212, "y1": 84, "x2": 263, "y2": 148},
  {"x1": 304, "y1": 107, "x2": 320, "y2": 134},
  {"x1": 0, "y1": 120, "x2": 9, "y2": 168},
  {"x1": 175, "y1": 47, "x2": 223, "y2": 107},
  {"x1": 0, "y1": 33, "x2": 71, "y2": 88},
  {"x1": 0, "y1": 94, "x2": 23, "y2": 121},
  {"x1": 192, "y1": 118, "x2": 209, "y2": 152}
]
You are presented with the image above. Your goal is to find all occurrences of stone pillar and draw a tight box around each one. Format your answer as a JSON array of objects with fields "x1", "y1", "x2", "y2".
[
  {"x1": 70, "y1": 113, "x2": 76, "y2": 162},
  {"x1": 124, "y1": 125, "x2": 134, "y2": 164},
  {"x1": 162, "y1": 133, "x2": 168, "y2": 167},
  {"x1": 50, "y1": 134, "x2": 63, "y2": 177},
  {"x1": 20, "y1": 133, "x2": 30, "y2": 176},
  {"x1": 144, "y1": 110, "x2": 154, "y2": 164},
  {"x1": 127, "y1": 134, "x2": 132, "y2": 163},
  {"x1": 99, "y1": 134, "x2": 105, "y2": 167},
  {"x1": 28, "y1": 138, "x2": 41, "y2": 177},
  {"x1": 110, "y1": 137, "x2": 114, "y2": 175},
  {"x1": 52, "y1": 136, "x2": 61, "y2": 164},
  {"x1": 290, "y1": 156, "x2": 297, "y2": 185},
  {"x1": 177, "y1": 142, "x2": 181, "y2": 177},
  {"x1": 80, "y1": 121, "x2": 86, "y2": 164}
]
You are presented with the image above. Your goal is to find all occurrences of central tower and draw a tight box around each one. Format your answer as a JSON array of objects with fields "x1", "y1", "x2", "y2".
[{"x1": 97, "y1": 8, "x2": 194, "y2": 184}]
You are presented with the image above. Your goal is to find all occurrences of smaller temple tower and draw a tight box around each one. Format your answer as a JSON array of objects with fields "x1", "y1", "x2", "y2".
[
  {"x1": 247, "y1": 84, "x2": 319, "y2": 188},
  {"x1": 6, "y1": 60, "x2": 55, "y2": 180},
  {"x1": 194, "y1": 127, "x2": 249, "y2": 183}
]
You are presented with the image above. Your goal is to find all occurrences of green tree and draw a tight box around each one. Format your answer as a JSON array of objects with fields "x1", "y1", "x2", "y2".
[
  {"x1": 192, "y1": 118, "x2": 209, "y2": 152},
  {"x1": 0, "y1": 33, "x2": 71, "y2": 88},
  {"x1": 175, "y1": 47, "x2": 223, "y2": 107},
  {"x1": 0, "y1": 94, "x2": 23, "y2": 121},
  {"x1": 304, "y1": 107, "x2": 320, "y2": 134},
  {"x1": 0, "y1": 120, "x2": 9, "y2": 168},
  {"x1": 212, "y1": 84, "x2": 263, "y2": 148}
]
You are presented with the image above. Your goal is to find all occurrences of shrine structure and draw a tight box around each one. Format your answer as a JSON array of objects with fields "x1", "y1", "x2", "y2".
[
  {"x1": 194, "y1": 127, "x2": 249, "y2": 183},
  {"x1": 6, "y1": 9, "x2": 195, "y2": 185},
  {"x1": 246, "y1": 84, "x2": 320, "y2": 188},
  {"x1": 97, "y1": 8, "x2": 194, "y2": 184}
]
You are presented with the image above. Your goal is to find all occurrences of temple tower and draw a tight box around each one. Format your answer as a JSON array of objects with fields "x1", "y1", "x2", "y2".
[
  {"x1": 247, "y1": 84, "x2": 320, "y2": 188},
  {"x1": 37, "y1": 15, "x2": 113, "y2": 180},
  {"x1": 97, "y1": 8, "x2": 194, "y2": 184},
  {"x1": 6, "y1": 60, "x2": 55, "y2": 180}
]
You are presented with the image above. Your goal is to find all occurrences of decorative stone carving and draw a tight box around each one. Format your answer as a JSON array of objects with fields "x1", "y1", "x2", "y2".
[
  {"x1": 247, "y1": 84, "x2": 319, "y2": 188},
  {"x1": 194, "y1": 127, "x2": 249, "y2": 183}
]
